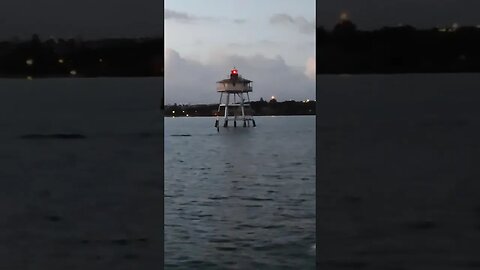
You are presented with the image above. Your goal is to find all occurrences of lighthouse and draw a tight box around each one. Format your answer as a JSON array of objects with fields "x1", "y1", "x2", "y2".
[{"x1": 215, "y1": 67, "x2": 256, "y2": 129}]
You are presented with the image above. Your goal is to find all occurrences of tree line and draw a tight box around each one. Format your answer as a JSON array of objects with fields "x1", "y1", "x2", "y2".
[
  {"x1": 164, "y1": 99, "x2": 316, "y2": 117},
  {"x1": 317, "y1": 21, "x2": 480, "y2": 74},
  {"x1": 0, "y1": 35, "x2": 163, "y2": 77}
]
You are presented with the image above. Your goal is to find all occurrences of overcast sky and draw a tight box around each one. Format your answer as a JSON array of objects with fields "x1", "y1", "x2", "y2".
[
  {"x1": 318, "y1": 0, "x2": 480, "y2": 30},
  {"x1": 3, "y1": 0, "x2": 478, "y2": 103},
  {"x1": 0, "y1": 0, "x2": 163, "y2": 39},
  {"x1": 1, "y1": 0, "x2": 477, "y2": 39},
  {"x1": 165, "y1": 0, "x2": 315, "y2": 104}
]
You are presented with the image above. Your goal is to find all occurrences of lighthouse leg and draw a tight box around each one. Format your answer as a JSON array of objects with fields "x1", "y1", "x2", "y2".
[
  {"x1": 240, "y1": 93, "x2": 246, "y2": 127},
  {"x1": 224, "y1": 93, "x2": 229, "y2": 127},
  {"x1": 217, "y1": 92, "x2": 223, "y2": 112},
  {"x1": 216, "y1": 93, "x2": 223, "y2": 128},
  {"x1": 240, "y1": 93, "x2": 245, "y2": 120}
]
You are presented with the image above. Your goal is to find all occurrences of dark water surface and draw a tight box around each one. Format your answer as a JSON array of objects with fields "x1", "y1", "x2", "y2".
[
  {"x1": 165, "y1": 116, "x2": 315, "y2": 269},
  {"x1": 0, "y1": 78, "x2": 163, "y2": 269},
  {"x1": 317, "y1": 74, "x2": 480, "y2": 269}
]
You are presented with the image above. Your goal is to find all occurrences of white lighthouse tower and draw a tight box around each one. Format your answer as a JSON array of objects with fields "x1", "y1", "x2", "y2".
[{"x1": 215, "y1": 67, "x2": 256, "y2": 128}]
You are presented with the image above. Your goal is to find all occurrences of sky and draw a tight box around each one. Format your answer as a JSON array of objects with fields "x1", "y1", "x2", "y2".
[
  {"x1": 165, "y1": 0, "x2": 316, "y2": 104},
  {"x1": 317, "y1": 0, "x2": 480, "y2": 30},
  {"x1": 0, "y1": 0, "x2": 477, "y2": 37},
  {"x1": 2, "y1": 0, "x2": 478, "y2": 103},
  {"x1": 0, "y1": 0, "x2": 163, "y2": 39}
]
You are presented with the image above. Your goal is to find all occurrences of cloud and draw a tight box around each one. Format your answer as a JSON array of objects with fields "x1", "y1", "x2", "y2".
[
  {"x1": 270, "y1": 13, "x2": 314, "y2": 34},
  {"x1": 227, "y1": 39, "x2": 278, "y2": 49},
  {"x1": 165, "y1": 9, "x2": 216, "y2": 23},
  {"x1": 270, "y1": 14, "x2": 295, "y2": 24},
  {"x1": 305, "y1": 56, "x2": 316, "y2": 80},
  {"x1": 165, "y1": 49, "x2": 315, "y2": 104},
  {"x1": 165, "y1": 9, "x2": 243, "y2": 25},
  {"x1": 233, "y1": 19, "x2": 247, "y2": 24}
]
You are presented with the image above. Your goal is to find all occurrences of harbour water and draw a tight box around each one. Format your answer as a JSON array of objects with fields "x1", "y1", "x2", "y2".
[
  {"x1": 7, "y1": 73, "x2": 480, "y2": 269},
  {"x1": 317, "y1": 73, "x2": 480, "y2": 269},
  {"x1": 164, "y1": 116, "x2": 316, "y2": 269},
  {"x1": 0, "y1": 78, "x2": 163, "y2": 269}
]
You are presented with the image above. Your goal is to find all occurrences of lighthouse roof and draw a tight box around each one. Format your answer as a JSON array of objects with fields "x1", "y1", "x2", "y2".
[{"x1": 216, "y1": 77, "x2": 252, "y2": 83}]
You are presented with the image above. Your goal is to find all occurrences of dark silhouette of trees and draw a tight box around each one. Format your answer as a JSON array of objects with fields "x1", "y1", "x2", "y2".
[
  {"x1": 165, "y1": 100, "x2": 316, "y2": 117},
  {"x1": 333, "y1": 19, "x2": 357, "y2": 36},
  {"x1": 0, "y1": 35, "x2": 163, "y2": 77},
  {"x1": 317, "y1": 23, "x2": 480, "y2": 74}
]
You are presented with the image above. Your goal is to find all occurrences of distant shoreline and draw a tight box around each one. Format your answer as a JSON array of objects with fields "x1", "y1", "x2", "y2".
[
  {"x1": 164, "y1": 100, "x2": 316, "y2": 117},
  {"x1": 317, "y1": 23, "x2": 480, "y2": 74},
  {"x1": 0, "y1": 36, "x2": 163, "y2": 77}
]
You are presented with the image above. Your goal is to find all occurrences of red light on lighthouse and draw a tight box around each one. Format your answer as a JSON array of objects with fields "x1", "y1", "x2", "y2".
[{"x1": 231, "y1": 68, "x2": 238, "y2": 75}]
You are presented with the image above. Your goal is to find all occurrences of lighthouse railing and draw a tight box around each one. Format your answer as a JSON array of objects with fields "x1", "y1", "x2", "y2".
[{"x1": 216, "y1": 84, "x2": 253, "y2": 92}]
